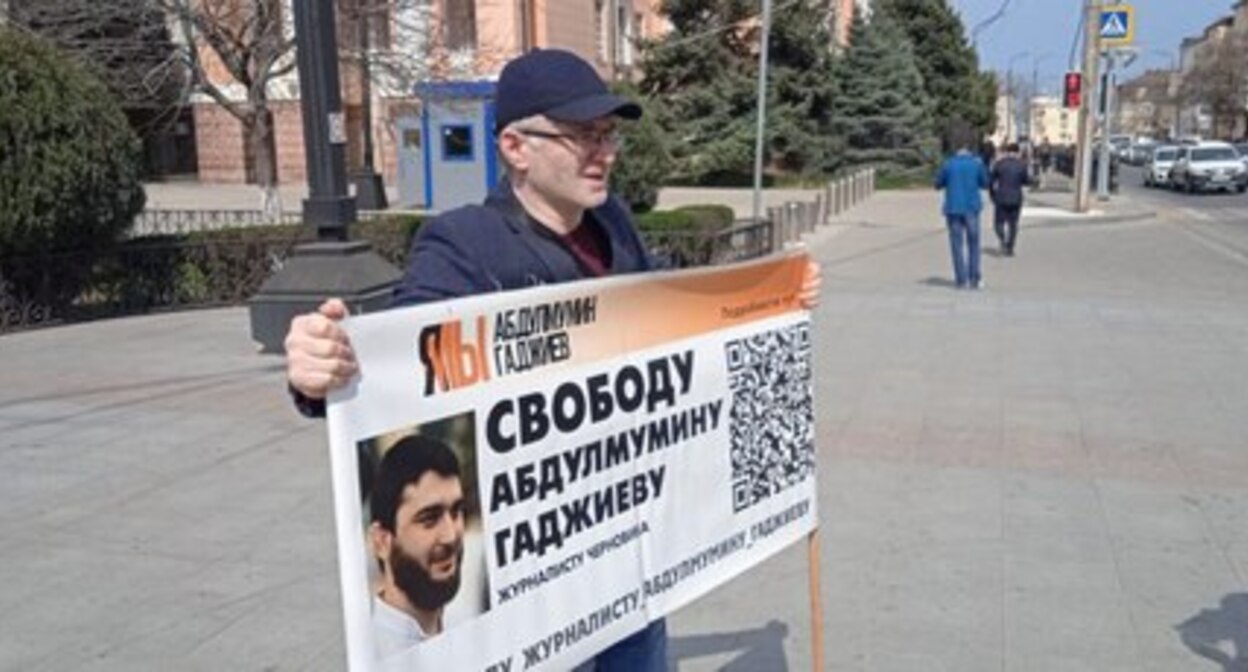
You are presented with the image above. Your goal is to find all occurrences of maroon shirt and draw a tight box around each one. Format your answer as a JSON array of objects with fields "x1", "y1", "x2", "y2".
[{"x1": 557, "y1": 216, "x2": 610, "y2": 277}]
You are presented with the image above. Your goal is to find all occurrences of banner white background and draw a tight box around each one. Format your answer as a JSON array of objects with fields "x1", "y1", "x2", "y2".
[{"x1": 326, "y1": 258, "x2": 818, "y2": 671}]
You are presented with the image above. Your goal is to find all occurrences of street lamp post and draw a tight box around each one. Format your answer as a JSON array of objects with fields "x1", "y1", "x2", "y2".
[
  {"x1": 750, "y1": 0, "x2": 773, "y2": 225},
  {"x1": 353, "y1": 0, "x2": 388, "y2": 211},
  {"x1": 1030, "y1": 53, "x2": 1053, "y2": 140},
  {"x1": 1006, "y1": 51, "x2": 1030, "y2": 143},
  {"x1": 247, "y1": 0, "x2": 400, "y2": 353},
  {"x1": 971, "y1": 0, "x2": 1015, "y2": 47},
  {"x1": 293, "y1": 0, "x2": 355, "y2": 239}
]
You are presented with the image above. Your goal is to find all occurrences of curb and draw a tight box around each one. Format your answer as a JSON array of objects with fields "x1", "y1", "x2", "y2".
[
  {"x1": 1025, "y1": 196, "x2": 1158, "y2": 228},
  {"x1": 1024, "y1": 209, "x2": 1157, "y2": 228}
]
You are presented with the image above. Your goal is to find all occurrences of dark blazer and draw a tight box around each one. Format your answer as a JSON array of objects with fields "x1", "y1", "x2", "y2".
[
  {"x1": 293, "y1": 179, "x2": 653, "y2": 417},
  {"x1": 392, "y1": 178, "x2": 655, "y2": 307},
  {"x1": 990, "y1": 156, "x2": 1031, "y2": 207}
]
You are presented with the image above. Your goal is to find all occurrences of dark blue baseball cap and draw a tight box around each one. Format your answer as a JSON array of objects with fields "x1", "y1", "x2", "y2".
[{"x1": 494, "y1": 49, "x2": 642, "y2": 133}]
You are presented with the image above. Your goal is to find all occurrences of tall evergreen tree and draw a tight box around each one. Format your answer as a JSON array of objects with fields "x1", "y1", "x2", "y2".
[
  {"x1": 832, "y1": 12, "x2": 936, "y2": 173},
  {"x1": 876, "y1": 0, "x2": 996, "y2": 148},
  {"x1": 641, "y1": 0, "x2": 840, "y2": 183},
  {"x1": 766, "y1": 3, "x2": 843, "y2": 175},
  {"x1": 640, "y1": 0, "x2": 755, "y2": 183}
]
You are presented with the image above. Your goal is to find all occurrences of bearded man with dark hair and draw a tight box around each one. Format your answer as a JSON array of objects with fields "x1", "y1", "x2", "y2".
[{"x1": 368, "y1": 434, "x2": 466, "y2": 657}]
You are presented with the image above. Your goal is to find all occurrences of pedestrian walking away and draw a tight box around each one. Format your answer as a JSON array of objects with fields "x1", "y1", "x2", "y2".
[
  {"x1": 282, "y1": 48, "x2": 822, "y2": 670},
  {"x1": 990, "y1": 142, "x2": 1031, "y2": 257},
  {"x1": 936, "y1": 135, "x2": 990, "y2": 289}
]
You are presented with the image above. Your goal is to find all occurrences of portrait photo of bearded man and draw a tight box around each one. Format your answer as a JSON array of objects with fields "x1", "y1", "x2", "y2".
[{"x1": 366, "y1": 433, "x2": 480, "y2": 659}]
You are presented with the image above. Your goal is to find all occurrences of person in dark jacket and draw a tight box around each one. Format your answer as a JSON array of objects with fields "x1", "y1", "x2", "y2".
[
  {"x1": 936, "y1": 138, "x2": 990, "y2": 289},
  {"x1": 284, "y1": 48, "x2": 821, "y2": 671},
  {"x1": 990, "y1": 142, "x2": 1031, "y2": 256}
]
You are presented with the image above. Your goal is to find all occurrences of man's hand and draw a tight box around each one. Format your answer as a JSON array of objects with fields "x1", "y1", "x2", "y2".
[
  {"x1": 798, "y1": 260, "x2": 822, "y2": 310},
  {"x1": 285, "y1": 299, "x2": 358, "y2": 400}
]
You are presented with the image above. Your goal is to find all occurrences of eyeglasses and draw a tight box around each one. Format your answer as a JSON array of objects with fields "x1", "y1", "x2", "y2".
[{"x1": 514, "y1": 126, "x2": 622, "y2": 150}]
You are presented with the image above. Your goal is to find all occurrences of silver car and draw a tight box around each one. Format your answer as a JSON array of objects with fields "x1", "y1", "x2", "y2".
[
  {"x1": 1144, "y1": 146, "x2": 1179, "y2": 188},
  {"x1": 1169, "y1": 143, "x2": 1248, "y2": 194}
]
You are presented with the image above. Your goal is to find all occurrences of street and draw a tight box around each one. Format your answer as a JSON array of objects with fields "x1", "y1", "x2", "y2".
[{"x1": 1117, "y1": 164, "x2": 1248, "y2": 261}]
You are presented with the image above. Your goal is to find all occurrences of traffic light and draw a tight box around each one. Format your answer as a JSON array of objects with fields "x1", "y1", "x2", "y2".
[{"x1": 1063, "y1": 72, "x2": 1083, "y2": 109}]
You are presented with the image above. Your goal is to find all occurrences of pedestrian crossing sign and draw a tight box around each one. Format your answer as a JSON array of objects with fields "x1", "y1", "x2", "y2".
[{"x1": 1100, "y1": 5, "x2": 1135, "y2": 46}]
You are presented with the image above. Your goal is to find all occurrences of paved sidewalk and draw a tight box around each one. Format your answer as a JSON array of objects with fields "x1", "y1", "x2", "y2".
[
  {"x1": 656, "y1": 186, "x2": 826, "y2": 219},
  {"x1": 142, "y1": 180, "x2": 405, "y2": 213},
  {"x1": 2, "y1": 190, "x2": 1247, "y2": 671},
  {"x1": 144, "y1": 180, "x2": 312, "y2": 212}
]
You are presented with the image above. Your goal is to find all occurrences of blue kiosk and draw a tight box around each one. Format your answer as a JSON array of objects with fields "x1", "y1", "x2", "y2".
[{"x1": 397, "y1": 81, "x2": 499, "y2": 212}]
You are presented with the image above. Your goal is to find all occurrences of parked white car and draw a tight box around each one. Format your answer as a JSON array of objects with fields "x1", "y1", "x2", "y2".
[
  {"x1": 1169, "y1": 142, "x2": 1248, "y2": 194},
  {"x1": 1144, "y1": 145, "x2": 1179, "y2": 188}
]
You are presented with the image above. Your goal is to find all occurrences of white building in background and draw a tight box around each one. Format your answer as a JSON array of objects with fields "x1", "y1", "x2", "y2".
[
  {"x1": 1030, "y1": 96, "x2": 1078, "y2": 146},
  {"x1": 990, "y1": 90, "x2": 1021, "y2": 145},
  {"x1": 992, "y1": 91, "x2": 1078, "y2": 147}
]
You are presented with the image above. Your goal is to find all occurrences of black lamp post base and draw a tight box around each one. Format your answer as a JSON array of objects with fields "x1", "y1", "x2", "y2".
[
  {"x1": 248, "y1": 241, "x2": 401, "y2": 353},
  {"x1": 302, "y1": 196, "x2": 358, "y2": 241},
  {"x1": 353, "y1": 171, "x2": 389, "y2": 211}
]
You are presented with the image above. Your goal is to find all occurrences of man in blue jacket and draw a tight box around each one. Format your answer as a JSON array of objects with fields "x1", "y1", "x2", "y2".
[
  {"x1": 935, "y1": 138, "x2": 990, "y2": 289},
  {"x1": 284, "y1": 48, "x2": 821, "y2": 670}
]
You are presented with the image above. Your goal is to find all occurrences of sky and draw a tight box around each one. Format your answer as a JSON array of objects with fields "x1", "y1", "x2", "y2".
[{"x1": 946, "y1": 0, "x2": 1236, "y2": 93}]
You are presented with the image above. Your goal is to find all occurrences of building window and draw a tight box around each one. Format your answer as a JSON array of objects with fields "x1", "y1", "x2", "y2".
[
  {"x1": 369, "y1": 3, "x2": 392, "y2": 49},
  {"x1": 445, "y1": 0, "x2": 476, "y2": 51},
  {"x1": 348, "y1": 0, "x2": 393, "y2": 50},
  {"x1": 518, "y1": 0, "x2": 535, "y2": 51},
  {"x1": 403, "y1": 128, "x2": 422, "y2": 150},
  {"x1": 616, "y1": 3, "x2": 633, "y2": 66},
  {"x1": 442, "y1": 124, "x2": 474, "y2": 161},
  {"x1": 595, "y1": 0, "x2": 609, "y2": 63}
]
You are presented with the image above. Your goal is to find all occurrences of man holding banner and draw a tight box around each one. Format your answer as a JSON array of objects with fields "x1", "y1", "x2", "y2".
[{"x1": 286, "y1": 48, "x2": 822, "y2": 670}]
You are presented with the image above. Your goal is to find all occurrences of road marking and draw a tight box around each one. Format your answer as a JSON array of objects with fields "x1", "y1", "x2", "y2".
[
  {"x1": 1180, "y1": 208, "x2": 1214, "y2": 221},
  {"x1": 1214, "y1": 207, "x2": 1248, "y2": 223},
  {"x1": 1174, "y1": 220, "x2": 1248, "y2": 267}
]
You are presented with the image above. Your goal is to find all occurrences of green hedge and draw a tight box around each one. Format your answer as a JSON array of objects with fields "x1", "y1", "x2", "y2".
[
  {"x1": 4, "y1": 205, "x2": 751, "y2": 330},
  {"x1": 636, "y1": 209, "x2": 696, "y2": 232},
  {"x1": 636, "y1": 205, "x2": 734, "y2": 233},
  {"x1": 0, "y1": 28, "x2": 146, "y2": 309},
  {"x1": 674, "y1": 204, "x2": 735, "y2": 231}
]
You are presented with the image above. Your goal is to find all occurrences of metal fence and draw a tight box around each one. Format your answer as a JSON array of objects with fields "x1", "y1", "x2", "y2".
[
  {"x1": 131, "y1": 209, "x2": 303, "y2": 237},
  {"x1": 767, "y1": 168, "x2": 877, "y2": 249},
  {"x1": 640, "y1": 217, "x2": 773, "y2": 269},
  {"x1": 130, "y1": 208, "x2": 405, "y2": 237}
]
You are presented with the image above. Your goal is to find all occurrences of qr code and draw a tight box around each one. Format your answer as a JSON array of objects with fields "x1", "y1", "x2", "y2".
[{"x1": 725, "y1": 322, "x2": 814, "y2": 512}]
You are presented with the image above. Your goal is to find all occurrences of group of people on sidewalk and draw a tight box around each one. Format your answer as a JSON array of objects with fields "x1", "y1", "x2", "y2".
[{"x1": 935, "y1": 136, "x2": 1033, "y2": 290}]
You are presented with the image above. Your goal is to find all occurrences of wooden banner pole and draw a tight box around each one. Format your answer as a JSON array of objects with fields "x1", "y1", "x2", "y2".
[{"x1": 808, "y1": 528, "x2": 825, "y2": 672}]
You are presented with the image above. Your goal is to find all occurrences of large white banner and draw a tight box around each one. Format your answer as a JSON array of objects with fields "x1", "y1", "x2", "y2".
[{"x1": 326, "y1": 253, "x2": 818, "y2": 671}]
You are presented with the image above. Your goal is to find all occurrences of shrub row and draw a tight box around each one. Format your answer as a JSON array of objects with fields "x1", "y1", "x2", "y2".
[{"x1": 2, "y1": 207, "x2": 742, "y2": 331}]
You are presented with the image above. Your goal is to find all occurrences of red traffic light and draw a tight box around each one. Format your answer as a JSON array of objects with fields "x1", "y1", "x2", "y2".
[{"x1": 1063, "y1": 72, "x2": 1083, "y2": 108}]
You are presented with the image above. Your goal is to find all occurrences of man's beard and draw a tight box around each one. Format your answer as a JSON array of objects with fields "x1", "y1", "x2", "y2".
[{"x1": 390, "y1": 542, "x2": 464, "y2": 613}]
